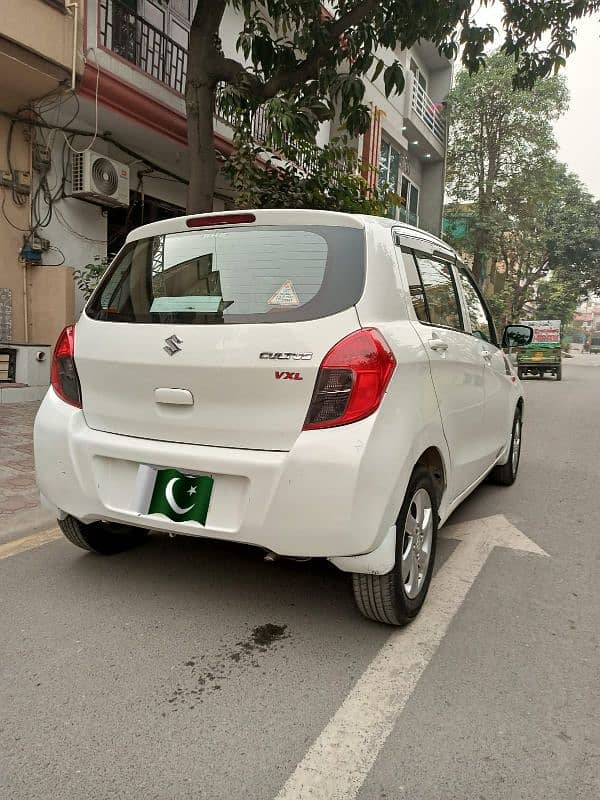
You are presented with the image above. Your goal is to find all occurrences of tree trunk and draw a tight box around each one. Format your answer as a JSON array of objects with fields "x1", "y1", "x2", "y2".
[
  {"x1": 186, "y1": 80, "x2": 217, "y2": 213},
  {"x1": 472, "y1": 218, "x2": 491, "y2": 285},
  {"x1": 472, "y1": 243, "x2": 488, "y2": 285},
  {"x1": 185, "y1": 0, "x2": 226, "y2": 214}
]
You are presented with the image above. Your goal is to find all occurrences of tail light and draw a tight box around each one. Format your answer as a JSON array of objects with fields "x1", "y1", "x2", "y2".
[
  {"x1": 186, "y1": 213, "x2": 256, "y2": 228},
  {"x1": 303, "y1": 328, "x2": 396, "y2": 430},
  {"x1": 50, "y1": 325, "x2": 82, "y2": 408}
]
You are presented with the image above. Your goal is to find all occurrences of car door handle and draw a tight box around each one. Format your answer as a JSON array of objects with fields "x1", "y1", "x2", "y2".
[{"x1": 428, "y1": 339, "x2": 448, "y2": 352}]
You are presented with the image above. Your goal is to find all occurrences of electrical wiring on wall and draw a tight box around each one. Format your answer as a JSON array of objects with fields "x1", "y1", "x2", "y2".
[{"x1": 1, "y1": 79, "x2": 189, "y2": 267}]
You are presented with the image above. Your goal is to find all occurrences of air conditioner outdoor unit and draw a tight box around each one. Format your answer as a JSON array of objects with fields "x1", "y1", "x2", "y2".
[{"x1": 71, "y1": 150, "x2": 130, "y2": 207}]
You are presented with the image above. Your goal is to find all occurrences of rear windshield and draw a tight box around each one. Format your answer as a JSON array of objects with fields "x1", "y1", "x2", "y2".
[{"x1": 86, "y1": 225, "x2": 365, "y2": 324}]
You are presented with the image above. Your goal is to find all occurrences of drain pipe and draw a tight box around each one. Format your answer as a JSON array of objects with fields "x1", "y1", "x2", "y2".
[{"x1": 65, "y1": 1, "x2": 79, "y2": 91}]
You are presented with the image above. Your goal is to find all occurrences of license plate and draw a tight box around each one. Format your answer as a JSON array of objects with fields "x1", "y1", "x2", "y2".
[{"x1": 148, "y1": 468, "x2": 213, "y2": 525}]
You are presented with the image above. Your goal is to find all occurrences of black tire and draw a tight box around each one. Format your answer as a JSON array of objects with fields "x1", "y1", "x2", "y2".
[
  {"x1": 58, "y1": 515, "x2": 149, "y2": 555},
  {"x1": 489, "y1": 408, "x2": 522, "y2": 486},
  {"x1": 517, "y1": 367, "x2": 524, "y2": 379},
  {"x1": 352, "y1": 467, "x2": 438, "y2": 626},
  {"x1": 556, "y1": 365, "x2": 562, "y2": 381}
]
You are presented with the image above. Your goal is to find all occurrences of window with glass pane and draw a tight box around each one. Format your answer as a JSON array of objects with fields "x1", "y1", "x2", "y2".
[
  {"x1": 378, "y1": 140, "x2": 390, "y2": 190},
  {"x1": 399, "y1": 177, "x2": 409, "y2": 222},
  {"x1": 408, "y1": 184, "x2": 419, "y2": 226},
  {"x1": 458, "y1": 269, "x2": 496, "y2": 343},
  {"x1": 416, "y1": 256, "x2": 463, "y2": 330},
  {"x1": 379, "y1": 139, "x2": 405, "y2": 220},
  {"x1": 88, "y1": 226, "x2": 365, "y2": 325},
  {"x1": 401, "y1": 251, "x2": 428, "y2": 322},
  {"x1": 399, "y1": 177, "x2": 419, "y2": 226},
  {"x1": 379, "y1": 140, "x2": 399, "y2": 192}
]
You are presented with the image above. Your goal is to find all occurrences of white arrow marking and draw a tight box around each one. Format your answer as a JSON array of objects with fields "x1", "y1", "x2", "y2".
[{"x1": 274, "y1": 515, "x2": 547, "y2": 800}]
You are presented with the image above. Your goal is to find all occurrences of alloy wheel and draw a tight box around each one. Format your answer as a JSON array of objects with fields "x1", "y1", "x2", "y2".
[
  {"x1": 512, "y1": 417, "x2": 522, "y2": 475},
  {"x1": 401, "y1": 488, "x2": 434, "y2": 600}
]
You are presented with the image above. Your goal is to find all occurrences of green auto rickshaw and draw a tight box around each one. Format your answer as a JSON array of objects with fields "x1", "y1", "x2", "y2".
[{"x1": 516, "y1": 320, "x2": 562, "y2": 381}]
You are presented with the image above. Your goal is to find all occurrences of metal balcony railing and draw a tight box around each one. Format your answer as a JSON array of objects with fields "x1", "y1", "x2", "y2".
[
  {"x1": 100, "y1": 2, "x2": 323, "y2": 174},
  {"x1": 214, "y1": 84, "x2": 269, "y2": 143},
  {"x1": 100, "y1": 0, "x2": 187, "y2": 93},
  {"x1": 410, "y1": 79, "x2": 446, "y2": 144},
  {"x1": 214, "y1": 85, "x2": 321, "y2": 174}
]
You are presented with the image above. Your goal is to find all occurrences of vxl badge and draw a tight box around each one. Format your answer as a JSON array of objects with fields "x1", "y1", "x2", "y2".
[{"x1": 164, "y1": 334, "x2": 183, "y2": 356}]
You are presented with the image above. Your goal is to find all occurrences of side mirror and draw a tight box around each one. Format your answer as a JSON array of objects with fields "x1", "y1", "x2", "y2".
[{"x1": 502, "y1": 324, "x2": 533, "y2": 349}]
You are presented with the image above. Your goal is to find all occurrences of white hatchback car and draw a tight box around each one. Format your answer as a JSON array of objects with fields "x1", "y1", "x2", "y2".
[{"x1": 34, "y1": 210, "x2": 531, "y2": 625}]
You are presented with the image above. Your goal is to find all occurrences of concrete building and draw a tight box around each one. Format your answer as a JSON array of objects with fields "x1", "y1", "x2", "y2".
[
  {"x1": 0, "y1": 0, "x2": 82, "y2": 400},
  {"x1": 0, "y1": 1, "x2": 452, "y2": 397}
]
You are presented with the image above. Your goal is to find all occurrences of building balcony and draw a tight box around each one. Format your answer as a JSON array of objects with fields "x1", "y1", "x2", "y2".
[
  {"x1": 410, "y1": 81, "x2": 446, "y2": 144},
  {"x1": 99, "y1": 1, "x2": 320, "y2": 171},
  {"x1": 0, "y1": 0, "x2": 79, "y2": 109},
  {"x1": 100, "y1": 0, "x2": 188, "y2": 93},
  {"x1": 403, "y1": 74, "x2": 447, "y2": 163}
]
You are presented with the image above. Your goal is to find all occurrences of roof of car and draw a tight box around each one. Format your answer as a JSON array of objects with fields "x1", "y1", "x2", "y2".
[{"x1": 125, "y1": 208, "x2": 452, "y2": 254}]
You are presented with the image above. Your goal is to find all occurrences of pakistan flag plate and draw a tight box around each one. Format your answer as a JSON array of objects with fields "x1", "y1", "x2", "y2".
[{"x1": 147, "y1": 468, "x2": 214, "y2": 525}]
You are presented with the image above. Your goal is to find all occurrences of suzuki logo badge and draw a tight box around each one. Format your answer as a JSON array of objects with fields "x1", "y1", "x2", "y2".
[{"x1": 164, "y1": 334, "x2": 183, "y2": 356}]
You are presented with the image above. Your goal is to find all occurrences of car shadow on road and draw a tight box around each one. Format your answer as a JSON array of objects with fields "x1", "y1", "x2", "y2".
[{"x1": 58, "y1": 526, "x2": 457, "y2": 636}]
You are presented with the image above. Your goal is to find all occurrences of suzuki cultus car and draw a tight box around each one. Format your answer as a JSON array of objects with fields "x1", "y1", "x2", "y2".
[{"x1": 34, "y1": 210, "x2": 531, "y2": 625}]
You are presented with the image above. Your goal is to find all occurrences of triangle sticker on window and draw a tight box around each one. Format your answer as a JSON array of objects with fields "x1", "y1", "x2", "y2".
[{"x1": 267, "y1": 280, "x2": 300, "y2": 307}]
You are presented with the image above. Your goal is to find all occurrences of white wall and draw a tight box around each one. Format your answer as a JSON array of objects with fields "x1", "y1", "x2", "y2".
[
  {"x1": 407, "y1": 153, "x2": 423, "y2": 187},
  {"x1": 419, "y1": 161, "x2": 445, "y2": 235},
  {"x1": 36, "y1": 135, "x2": 107, "y2": 317}
]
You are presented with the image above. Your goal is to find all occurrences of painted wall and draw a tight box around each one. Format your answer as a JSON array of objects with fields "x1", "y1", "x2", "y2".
[
  {"x1": 429, "y1": 67, "x2": 453, "y2": 104},
  {"x1": 27, "y1": 265, "x2": 75, "y2": 347},
  {"x1": 3, "y1": 0, "x2": 76, "y2": 72},
  {"x1": 0, "y1": 117, "x2": 30, "y2": 343},
  {"x1": 419, "y1": 161, "x2": 446, "y2": 236}
]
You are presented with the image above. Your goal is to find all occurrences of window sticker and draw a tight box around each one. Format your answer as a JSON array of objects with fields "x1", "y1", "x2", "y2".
[
  {"x1": 267, "y1": 280, "x2": 300, "y2": 307},
  {"x1": 150, "y1": 296, "x2": 224, "y2": 313}
]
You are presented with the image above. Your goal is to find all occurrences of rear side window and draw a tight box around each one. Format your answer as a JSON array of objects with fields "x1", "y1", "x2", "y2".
[
  {"x1": 414, "y1": 255, "x2": 464, "y2": 331},
  {"x1": 401, "y1": 252, "x2": 428, "y2": 322},
  {"x1": 87, "y1": 226, "x2": 365, "y2": 324},
  {"x1": 458, "y1": 268, "x2": 498, "y2": 345}
]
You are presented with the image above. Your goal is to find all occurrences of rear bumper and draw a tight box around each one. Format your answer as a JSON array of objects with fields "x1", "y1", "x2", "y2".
[
  {"x1": 34, "y1": 389, "x2": 401, "y2": 559},
  {"x1": 518, "y1": 363, "x2": 559, "y2": 371}
]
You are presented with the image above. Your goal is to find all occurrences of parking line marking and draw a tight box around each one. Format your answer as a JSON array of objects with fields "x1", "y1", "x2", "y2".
[
  {"x1": 274, "y1": 515, "x2": 547, "y2": 800},
  {"x1": 0, "y1": 528, "x2": 61, "y2": 561}
]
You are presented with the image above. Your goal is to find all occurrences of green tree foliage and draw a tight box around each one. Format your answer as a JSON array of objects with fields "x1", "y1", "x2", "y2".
[
  {"x1": 534, "y1": 277, "x2": 581, "y2": 328},
  {"x1": 73, "y1": 257, "x2": 109, "y2": 300},
  {"x1": 445, "y1": 52, "x2": 600, "y2": 324},
  {"x1": 186, "y1": 1, "x2": 600, "y2": 212},
  {"x1": 446, "y1": 51, "x2": 569, "y2": 285},
  {"x1": 222, "y1": 133, "x2": 399, "y2": 214},
  {"x1": 543, "y1": 171, "x2": 600, "y2": 298}
]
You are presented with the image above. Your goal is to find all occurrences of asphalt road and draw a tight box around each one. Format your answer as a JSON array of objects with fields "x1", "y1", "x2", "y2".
[{"x1": 1, "y1": 356, "x2": 599, "y2": 800}]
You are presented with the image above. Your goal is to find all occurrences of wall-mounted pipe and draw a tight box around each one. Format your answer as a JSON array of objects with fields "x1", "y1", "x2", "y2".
[{"x1": 65, "y1": 2, "x2": 79, "y2": 91}]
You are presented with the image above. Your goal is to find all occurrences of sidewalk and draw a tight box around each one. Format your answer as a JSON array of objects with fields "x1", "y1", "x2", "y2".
[{"x1": 0, "y1": 403, "x2": 49, "y2": 532}]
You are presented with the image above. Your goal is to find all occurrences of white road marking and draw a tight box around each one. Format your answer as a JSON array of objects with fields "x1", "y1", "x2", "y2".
[
  {"x1": 274, "y1": 515, "x2": 547, "y2": 800},
  {"x1": 0, "y1": 528, "x2": 61, "y2": 561}
]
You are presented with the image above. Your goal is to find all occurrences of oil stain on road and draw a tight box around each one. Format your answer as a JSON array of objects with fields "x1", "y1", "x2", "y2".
[{"x1": 164, "y1": 623, "x2": 289, "y2": 711}]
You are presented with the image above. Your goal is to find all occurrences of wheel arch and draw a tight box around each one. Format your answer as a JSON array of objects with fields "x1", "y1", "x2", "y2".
[{"x1": 414, "y1": 446, "x2": 447, "y2": 508}]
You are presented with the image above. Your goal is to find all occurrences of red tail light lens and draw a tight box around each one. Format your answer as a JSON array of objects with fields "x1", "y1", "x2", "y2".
[
  {"x1": 50, "y1": 325, "x2": 82, "y2": 408},
  {"x1": 303, "y1": 328, "x2": 396, "y2": 430}
]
